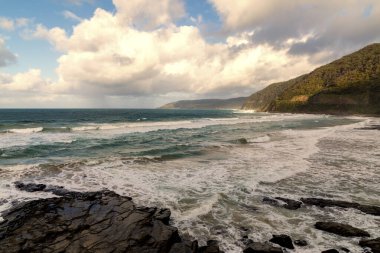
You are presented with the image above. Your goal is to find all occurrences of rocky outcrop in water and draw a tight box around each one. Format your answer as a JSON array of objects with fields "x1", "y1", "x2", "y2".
[
  {"x1": 301, "y1": 197, "x2": 380, "y2": 216},
  {"x1": 359, "y1": 237, "x2": 380, "y2": 253},
  {"x1": 269, "y1": 234, "x2": 294, "y2": 249},
  {"x1": 294, "y1": 239, "x2": 308, "y2": 247},
  {"x1": 243, "y1": 242, "x2": 283, "y2": 253},
  {"x1": 0, "y1": 183, "x2": 223, "y2": 253},
  {"x1": 321, "y1": 249, "x2": 339, "y2": 253},
  {"x1": 262, "y1": 197, "x2": 302, "y2": 210},
  {"x1": 314, "y1": 222, "x2": 370, "y2": 237}
]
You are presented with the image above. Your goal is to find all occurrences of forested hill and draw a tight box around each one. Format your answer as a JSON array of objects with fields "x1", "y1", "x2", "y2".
[{"x1": 242, "y1": 43, "x2": 380, "y2": 115}]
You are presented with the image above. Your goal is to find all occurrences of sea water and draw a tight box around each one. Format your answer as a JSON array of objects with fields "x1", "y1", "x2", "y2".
[{"x1": 0, "y1": 109, "x2": 379, "y2": 252}]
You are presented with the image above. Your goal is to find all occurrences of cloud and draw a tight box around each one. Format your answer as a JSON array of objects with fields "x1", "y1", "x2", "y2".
[
  {"x1": 113, "y1": 0, "x2": 186, "y2": 29},
  {"x1": 14, "y1": 0, "x2": 379, "y2": 108},
  {"x1": 65, "y1": 0, "x2": 94, "y2": 6},
  {"x1": 62, "y1": 10, "x2": 83, "y2": 22},
  {"x1": 0, "y1": 17, "x2": 14, "y2": 30},
  {"x1": 0, "y1": 38, "x2": 17, "y2": 67},
  {"x1": 209, "y1": 0, "x2": 380, "y2": 62},
  {"x1": 0, "y1": 17, "x2": 30, "y2": 31},
  {"x1": 0, "y1": 69, "x2": 51, "y2": 92},
  {"x1": 27, "y1": 1, "x2": 316, "y2": 100}
]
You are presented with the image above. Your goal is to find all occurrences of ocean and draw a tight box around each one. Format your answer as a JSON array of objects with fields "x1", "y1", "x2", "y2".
[{"x1": 0, "y1": 109, "x2": 379, "y2": 252}]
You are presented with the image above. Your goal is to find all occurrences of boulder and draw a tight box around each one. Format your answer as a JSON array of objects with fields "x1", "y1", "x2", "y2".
[
  {"x1": 243, "y1": 242, "x2": 283, "y2": 253},
  {"x1": 269, "y1": 234, "x2": 294, "y2": 249},
  {"x1": 359, "y1": 237, "x2": 380, "y2": 253},
  {"x1": 14, "y1": 181, "x2": 46, "y2": 192},
  {"x1": 321, "y1": 250, "x2": 339, "y2": 253},
  {"x1": 237, "y1": 138, "x2": 248, "y2": 144},
  {"x1": 0, "y1": 184, "x2": 224, "y2": 253},
  {"x1": 314, "y1": 222, "x2": 370, "y2": 237},
  {"x1": 301, "y1": 198, "x2": 380, "y2": 216}
]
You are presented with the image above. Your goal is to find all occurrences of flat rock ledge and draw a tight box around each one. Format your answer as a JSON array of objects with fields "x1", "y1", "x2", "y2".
[
  {"x1": 314, "y1": 222, "x2": 370, "y2": 237},
  {"x1": 0, "y1": 184, "x2": 223, "y2": 253},
  {"x1": 301, "y1": 197, "x2": 380, "y2": 216}
]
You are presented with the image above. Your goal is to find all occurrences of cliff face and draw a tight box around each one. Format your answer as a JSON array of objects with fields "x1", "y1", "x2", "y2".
[
  {"x1": 160, "y1": 97, "x2": 247, "y2": 110},
  {"x1": 243, "y1": 43, "x2": 380, "y2": 115}
]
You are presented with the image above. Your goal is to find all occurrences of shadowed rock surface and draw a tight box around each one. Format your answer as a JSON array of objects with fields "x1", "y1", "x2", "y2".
[
  {"x1": 321, "y1": 250, "x2": 339, "y2": 253},
  {"x1": 243, "y1": 242, "x2": 283, "y2": 253},
  {"x1": 359, "y1": 237, "x2": 380, "y2": 253},
  {"x1": 301, "y1": 197, "x2": 380, "y2": 216},
  {"x1": 269, "y1": 234, "x2": 294, "y2": 249},
  {"x1": 0, "y1": 184, "x2": 223, "y2": 253},
  {"x1": 314, "y1": 222, "x2": 370, "y2": 237}
]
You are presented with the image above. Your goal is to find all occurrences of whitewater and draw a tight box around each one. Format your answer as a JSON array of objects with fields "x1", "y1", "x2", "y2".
[{"x1": 0, "y1": 109, "x2": 379, "y2": 252}]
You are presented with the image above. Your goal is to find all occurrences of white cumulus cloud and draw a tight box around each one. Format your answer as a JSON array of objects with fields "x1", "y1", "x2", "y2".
[{"x1": 29, "y1": 1, "x2": 316, "y2": 100}]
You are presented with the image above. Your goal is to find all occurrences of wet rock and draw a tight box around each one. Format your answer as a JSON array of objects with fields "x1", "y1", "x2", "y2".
[
  {"x1": 198, "y1": 240, "x2": 224, "y2": 253},
  {"x1": 237, "y1": 138, "x2": 248, "y2": 144},
  {"x1": 263, "y1": 197, "x2": 280, "y2": 206},
  {"x1": 340, "y1": 247, "x2": 350, "y2": 252},
  {"x1": 0, "y1": 199, "x2": 8, "y2": 205},
  {"x1": 314, "y1": 222, "x2": 370, "y2": 237},
  {"x1": 275, "y1": 197, "x2": 302, "y2": 210},
  {"x1": 0, "y1": 185, "x2": 220, "y2": 253},
  {"x1": 14, "y1": 181, "x2": 46, "y2": 192},
  {"x1": 358, "y1": 125, "x2": 380, "y2": 130},
  {"x1": 170, "y1": 240, "x2": 198, "y2": 253},
  {"x1": 243, "y1": 242, "x2": 283, "y2": 253},
  {"x1": 263, "y1": 197, "x2": 302, "y2": 210},
  {"x1": 269, "y1": 234, "x2": 294, "y2": 249},
  {"x1": 294, "y1": 239, "x2": 308, "y2": 246},
  {"x1": 321, "y1": 250, "x2": 339, "y2": 253},
  {"x1": 359, "y1": 237, "x2": 380, "y2": 253},
  {"x1": 300, "y1": 197, "x2": 380, "y2": 216}
]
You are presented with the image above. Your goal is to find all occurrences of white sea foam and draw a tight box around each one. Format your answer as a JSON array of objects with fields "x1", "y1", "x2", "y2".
[
  {"x1": 1, "y1": 115, "x2": 378, "y2": 252},
  {"x1": 7, "y1": 127, "x2": 43, "y2": 134}
]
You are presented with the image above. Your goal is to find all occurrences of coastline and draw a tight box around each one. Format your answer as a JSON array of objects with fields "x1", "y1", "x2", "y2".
[{"x1": 1, "y1": 182, "x2": 379, "y2": 253}]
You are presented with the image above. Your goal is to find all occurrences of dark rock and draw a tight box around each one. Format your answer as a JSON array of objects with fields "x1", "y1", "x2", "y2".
[
  {"x1": 301, "y1": 197, "x2": 380, "y2": 216},
  {"x1": 198, "y1": 240, "x2": 224, "y2": 253},
  {"x1": 269, "y1": 234, "x2": 294, "y2": 249},
  {"x1": 359, "y1": 237, "x2": 380, "y2": 253},
  {"x1": 0, "y1": 199, "x2": 8, "y2": 205},
  {"x1": 321, "y1": 250, "x2": 339, "y2": 253},
  {"x1": 1, "y1": 185, "x2": 221, "y2": 253},
  {"x1": 275, "y1": 197, "x2": 302, "y2": 210},
  {"x1": 263, "y1": 197, "x2": 280, "y2": 206},
  {"x1": 358, "y1": 125, "x2": 380, "y2": 130},
  {"x1": 263, "y1": 197, "x2": 302, "y2": 210},
  {"x1": 340, "y1": 247, "x2": 350, "y2": 252},
  {"x1": 294, "y1": 239, "x2": 308, "y2": 246},
  {"x1": 14, "y1": 181, "x2": 46, "y2": 192},
  {"x1": 314, "y1": 222, "x2": 370, "y2": 237},
  {"x1": 170, "y1": 240, "x2": 199, "y2": 253},
  {"x1": 237, "y1": 138, "x2": 248, "y2": 144},
  {"x1": 243, "y1": 242, "x2": 283, "y2": 253}
]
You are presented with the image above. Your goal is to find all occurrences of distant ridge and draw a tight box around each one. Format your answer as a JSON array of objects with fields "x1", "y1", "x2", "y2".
[
  {"x1": 159, "y1": 97, "x2": 247, "y2": 109},
  {"x1": 242, "y1": 43, "x2": 380, "y2": 115}
]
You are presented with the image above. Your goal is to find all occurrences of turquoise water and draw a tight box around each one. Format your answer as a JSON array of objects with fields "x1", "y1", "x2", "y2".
[{"x1": 0, "y1": 109, "x2": 379, "y2": 252}]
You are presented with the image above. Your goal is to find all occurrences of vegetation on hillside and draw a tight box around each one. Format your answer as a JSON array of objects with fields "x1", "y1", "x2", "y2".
[{"x1": 243, "y1": 43, "x2": 380, "y2": 115}]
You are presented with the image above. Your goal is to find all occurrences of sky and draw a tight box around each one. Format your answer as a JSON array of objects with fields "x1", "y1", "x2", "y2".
[{"x1": 0, "y1": 0, "x2": 379, "y2": 108}]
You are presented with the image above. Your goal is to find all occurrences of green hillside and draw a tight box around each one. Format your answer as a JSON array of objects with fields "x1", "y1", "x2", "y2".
[{"x1": 243, "y1": 43, "x2": 380, "y2": 115}]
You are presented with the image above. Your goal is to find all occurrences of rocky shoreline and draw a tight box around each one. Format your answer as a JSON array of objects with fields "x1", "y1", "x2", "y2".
[{"x1": 0, "y1": 182, "x2": 379, "y2": 253}]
